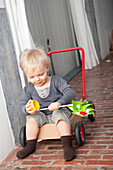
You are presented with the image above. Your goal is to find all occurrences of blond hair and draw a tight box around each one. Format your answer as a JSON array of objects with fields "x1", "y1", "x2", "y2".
[{"x1": 19, "y1": 47, "x2": 50, "y2": 73}]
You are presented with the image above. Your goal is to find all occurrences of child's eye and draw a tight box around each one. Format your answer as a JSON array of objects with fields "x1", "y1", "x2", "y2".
[
  {"x1": 39, "y1": 73, "x2": 44, "y2": 76},
  {"x1": 29, "y1": 76, "x2": 34, "y2": 79}
]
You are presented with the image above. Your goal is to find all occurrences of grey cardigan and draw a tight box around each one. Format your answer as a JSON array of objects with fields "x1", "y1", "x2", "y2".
[{"x1": 19, "y1": 75, "x2": 75, "y2": 115}]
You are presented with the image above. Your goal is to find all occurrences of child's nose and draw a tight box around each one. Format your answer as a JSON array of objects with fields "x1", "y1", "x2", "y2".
[{"x1": 35, "y1": 76, "x2": 40, "y2": 81}]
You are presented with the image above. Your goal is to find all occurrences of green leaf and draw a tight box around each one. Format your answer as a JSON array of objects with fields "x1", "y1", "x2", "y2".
[
  {"x1": 67, "y1": 100, "x2": 95, "y2": 117},
  {"x1": 81, "y1": 104, "x2": 88, "y2": 111}
]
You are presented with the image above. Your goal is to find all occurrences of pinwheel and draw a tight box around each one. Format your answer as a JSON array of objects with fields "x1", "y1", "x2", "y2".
[
  {"x1": 28, "y1": 100, "x2": 95, "y2": 117},
  {"x1": 67, "y1": 100, "x2": 95, "y2": 117}
]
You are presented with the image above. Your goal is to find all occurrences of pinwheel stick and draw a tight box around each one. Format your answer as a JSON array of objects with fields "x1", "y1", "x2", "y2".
[
  {"x1": 39, "y1": 104, "x2": 73, "y2": 111},
  {"x1": 31, "y1": 100, "x2": 95, "y2": 117}
]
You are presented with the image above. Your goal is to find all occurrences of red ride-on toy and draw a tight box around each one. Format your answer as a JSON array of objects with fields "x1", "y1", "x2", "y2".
[{"x1": 19, "y1": 47, "x2": 96, "y2": 148}]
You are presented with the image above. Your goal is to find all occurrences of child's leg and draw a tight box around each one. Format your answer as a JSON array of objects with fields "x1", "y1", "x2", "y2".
[
  {"x1": 26, "y1": 117, "x2": 39, "y2": 140},
  {"x1": 17, "y1": 112, "x2": 48, "y2": 159},
  {"x1": 56, "y1": 119, "x2": 71, "y2": 136},
  {"x1": 52, "y1": 108, "x2": 72, "y2": 136},
  {"x1": 57, "y1": 120, "x2": 75, "y2": 161},
  {"x1": 52, "y1": 108, "x2": 75, "y2": 161},
  {"x1": 16, "y1": 117, "x2": 39, "y2": 159}
]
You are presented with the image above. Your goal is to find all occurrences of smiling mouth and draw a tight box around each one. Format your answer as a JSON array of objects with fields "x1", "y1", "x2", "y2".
[{"x1": 35, "y1": 81, "x2": 42, "y2": 84}]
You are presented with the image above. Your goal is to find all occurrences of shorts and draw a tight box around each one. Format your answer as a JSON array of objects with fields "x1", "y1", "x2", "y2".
[{"x1": 26, "y1": 108, "x2": 72, "y2": 127}]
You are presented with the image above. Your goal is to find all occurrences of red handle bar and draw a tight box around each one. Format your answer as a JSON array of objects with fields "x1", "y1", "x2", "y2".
[{"x1": 47, "y1": 47, "x2": 86, "y2": 100}]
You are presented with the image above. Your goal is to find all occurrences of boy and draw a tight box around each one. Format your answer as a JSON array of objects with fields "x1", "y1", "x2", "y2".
[{"x1": 17, "y1": 47, "x2": 75, "y2": 161}]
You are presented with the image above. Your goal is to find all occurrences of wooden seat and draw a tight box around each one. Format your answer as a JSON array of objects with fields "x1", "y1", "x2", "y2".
[{"x1": 37, "y1": 115, "x2": 82, "y2": 141}]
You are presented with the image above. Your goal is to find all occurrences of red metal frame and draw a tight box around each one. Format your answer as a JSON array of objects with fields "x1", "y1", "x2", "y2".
[{"x1": 47, "y1": 47, "x2": 86, "y2": 100}]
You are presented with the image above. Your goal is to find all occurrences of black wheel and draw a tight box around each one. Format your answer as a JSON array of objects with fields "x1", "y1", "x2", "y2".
[
  {"x1": 19, "y1": 126, "x2": 26, "y2": 148},
  {"x1": 88, "y1": 101, "x2": 96, "y2": 122},
  {"x1": 75, "y1": 121, "x2": 85, "y2": 146}
]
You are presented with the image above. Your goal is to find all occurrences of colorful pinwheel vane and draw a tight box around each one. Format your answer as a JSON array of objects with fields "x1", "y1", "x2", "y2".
[{"x1": 68, "y1": 100, "x2": 95, "y2": 117}]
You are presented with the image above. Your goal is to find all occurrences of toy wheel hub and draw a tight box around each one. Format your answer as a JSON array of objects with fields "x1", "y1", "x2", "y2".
[{"x1": 80, "y1": 125, "x2": 85, "y2": 141}]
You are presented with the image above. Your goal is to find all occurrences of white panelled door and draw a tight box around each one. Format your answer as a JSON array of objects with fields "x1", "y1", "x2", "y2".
[{"x1": 25, "y1": 0, "x2": 80, "y2": 78}]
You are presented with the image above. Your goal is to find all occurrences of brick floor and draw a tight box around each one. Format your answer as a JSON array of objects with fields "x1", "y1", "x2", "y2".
[{"x1": 0, "y1": 53, "x2": 113, "y2": 169}]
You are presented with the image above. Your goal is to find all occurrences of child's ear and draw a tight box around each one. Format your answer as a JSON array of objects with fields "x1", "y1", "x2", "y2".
[
  {"x1": 47, "y1": 67, "x2": 49, "y2": 71},
  {"x1": 47, "y1": 67, "x2": 49, "y2": 74}
]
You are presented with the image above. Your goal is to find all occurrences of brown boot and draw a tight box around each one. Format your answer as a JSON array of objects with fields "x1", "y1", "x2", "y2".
[
  {"x1": 61, "y1": 135, "x2": 75, "y2": 161},
  {"x1": 16, "y1": 139, "x2": 37, "y2": 159}
]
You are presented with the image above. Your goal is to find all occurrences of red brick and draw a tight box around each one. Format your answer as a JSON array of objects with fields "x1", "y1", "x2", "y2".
[
  {"x1": 24, "y1": 154, "x2": 40, "y2": 160},
  {"x1": 76, "y1": 154, "x2": 101, "y2": 160},
  {"x1": 41, "y1": 154, "x2": 63, "y2": 160},
  {"x1": 78, "y1": 145, "x2": 107, "y2": 150},
  {"x1": 82, "y1": 140, "x2": 95, "y2": 145},
  {"x1": 103, "y1": 155, "x2": 113, "y2": 159},
  {"x1": 96, "y1": 141, "x2": 113, "y2": 144},
  {"x1": 35, "y1": 150, "x2": 58, "y2": 155},
  {"x1": 91, "y1": 149, "x2": 113, "y2": 154},
  {"x1": 30, "y1": 167, "x2": 61, "y2": 170},
  {"x1": 86, "y1": 129, "x2": 106, "y2": 132},
  {"x1": 76, "y1": 150, "x2": 89, "y2": 154},
  {"x1": 109, "y1": 145, "x2": 113, "y2": 149},
  {"x1": 53, "y1": 159, "x2": 85, "y2": 165},
  {"x1": 99, "y1": 168, "x2": 113, "y2": 170},
  {"x1": 22, "y1": 161, "x2": 50, "y2": 166},
  {"x1": 86, "y1": 160, "x2": 113, "y2": 165},
  {"x1": 86, "y1": 137, "x2": 110, "y2": 140},
  {"x1": 109, "y1": 128, "x2": 113, "y2": 131},
  {"x1": 64, "y1": 167, "x2": 97, "y2": 170},
  {"x1": 0, "y1": 164, "x2": 6, "y2": 169}
]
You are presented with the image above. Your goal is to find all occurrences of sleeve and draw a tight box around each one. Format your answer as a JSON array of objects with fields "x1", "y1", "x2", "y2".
[
  {"x1": 54, "y1": 76, "x2": 76, "y2": 105},
  {"x1": 18, "y1": 84, "x2": 32, "y2": 115}
]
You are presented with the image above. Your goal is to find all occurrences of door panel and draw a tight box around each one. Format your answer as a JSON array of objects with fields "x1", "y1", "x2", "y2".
[{"x1": 25, "y1": 0, "x2": 80, "y2": 78}]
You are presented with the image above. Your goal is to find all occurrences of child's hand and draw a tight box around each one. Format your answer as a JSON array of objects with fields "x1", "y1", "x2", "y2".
[
  {"x1": 25, "y1": 100, "x2": 37, "y2": 115},
  {"x1": 80, "y1": 99, "x2": 83, "y2": 103},
  {"x1": 80, "y1": 99, "x2": 86, "y2": 103},
  {"x1": 48, "y1": 102, "x2": 61, "y2": 111}
]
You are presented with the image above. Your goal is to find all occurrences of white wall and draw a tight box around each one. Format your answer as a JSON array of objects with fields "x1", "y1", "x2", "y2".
[
  {"x1": 0, "y1": 0, "x2": 4, "y2": 7},
  {"x1": 0, "y1": 80, "x2": 15, "y2": 163},
  {"x1": 0, "y1": 0, "x2": 16, "y2": 163},
  {"x1": 93, "y1": 0, "x2": 113, "y2": 59}
]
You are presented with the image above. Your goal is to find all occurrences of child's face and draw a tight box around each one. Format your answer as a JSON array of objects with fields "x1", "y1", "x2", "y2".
[{"x1": 26, "y1": 64, "x2": 49, "y2": 87}]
